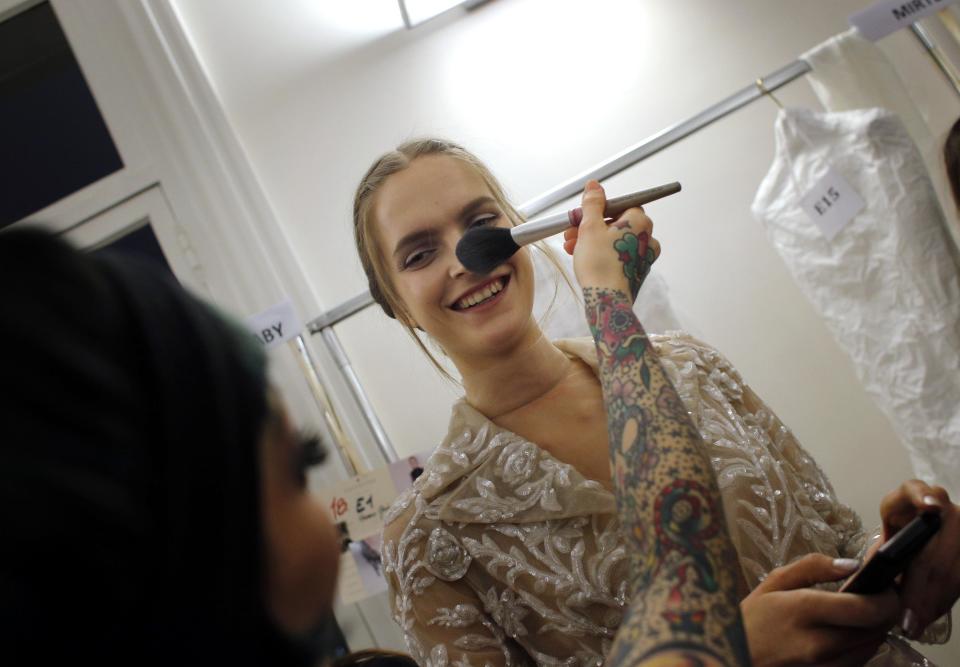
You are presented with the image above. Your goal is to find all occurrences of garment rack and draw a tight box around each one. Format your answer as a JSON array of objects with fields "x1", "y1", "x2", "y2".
[{"x1": 305, "y1": 27, "x2": 957, "y2": 468}]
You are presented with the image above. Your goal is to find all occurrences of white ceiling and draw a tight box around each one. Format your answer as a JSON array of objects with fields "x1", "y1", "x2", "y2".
[{"x1": 172, "y1": 0, "x2": 421, "y2": 103}]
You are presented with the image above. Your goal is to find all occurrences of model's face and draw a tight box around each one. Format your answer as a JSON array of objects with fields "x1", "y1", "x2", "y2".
[
  {"x1": 259, "y1": 394, "x2": 338, "y2": 638},
  {"x1": 372, "y1": 155, "x2": 536, "y2": 366}
]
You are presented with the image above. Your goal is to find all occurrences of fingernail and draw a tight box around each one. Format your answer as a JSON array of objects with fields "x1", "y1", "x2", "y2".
[
  {"x1": 585, "y1": 180, "x2": 603, "y2": 192},
  {"x1": 833, "y1": 558, "x2": 860, "y2": 572},
  {"x1": 923, "y1": 495, "x2": 942, "y2": 508},
  {"x1": 901, "y1": 609, "x2": 918, "y2": 638}
]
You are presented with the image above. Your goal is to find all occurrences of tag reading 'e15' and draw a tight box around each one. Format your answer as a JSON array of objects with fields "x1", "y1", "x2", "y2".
[{"x1": 800, "y1": 167, "x2": 866, "y2": 241}]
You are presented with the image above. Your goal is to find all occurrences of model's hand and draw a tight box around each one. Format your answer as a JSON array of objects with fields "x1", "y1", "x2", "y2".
[
  {"x1": 741, "y1": 554, "x2": 899, "y2": 667},
  {"x1": 879, "y1": 479, "x2": 960, "y2": 638},
  {"x1": 569, "y1": 180, "x2": 660, "y2": 301}
]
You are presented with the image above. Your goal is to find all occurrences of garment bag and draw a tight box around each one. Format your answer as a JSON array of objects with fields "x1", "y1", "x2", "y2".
[{"x1": 752, "y1": 107, "x2": 960, "y2": 497}]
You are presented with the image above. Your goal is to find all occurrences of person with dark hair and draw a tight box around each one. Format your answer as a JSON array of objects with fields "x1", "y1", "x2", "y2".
[
  {"x1": 407, "y1": 456, "x2": 424, "y2": 482},
  {"x1": 0, "y1": 226, "x2": 750, "y2": 667},
  {"x1": 945, "y1": 117, "x2": 960, "y2": 209},
  {"x1": 0, "y1": 229, "x2": 340, "y2": 664}
]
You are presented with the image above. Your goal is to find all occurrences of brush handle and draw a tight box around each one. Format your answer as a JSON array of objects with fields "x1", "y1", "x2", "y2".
[{"x1": 511, "y1": 182, "x2": 681, "y2": 246}]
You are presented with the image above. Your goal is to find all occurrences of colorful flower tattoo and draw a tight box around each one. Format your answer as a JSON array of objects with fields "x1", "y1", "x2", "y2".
[{"x1": 613, "y1": 231, "x2": 656, "y2": 300}]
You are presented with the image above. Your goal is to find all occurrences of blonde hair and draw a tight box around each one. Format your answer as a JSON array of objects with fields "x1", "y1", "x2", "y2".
[{"x1": 353, "y1": 138, "x2": 574, "y2": 381}]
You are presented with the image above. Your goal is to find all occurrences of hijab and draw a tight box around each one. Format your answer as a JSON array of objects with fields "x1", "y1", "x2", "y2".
[{"x1": 0, "y1": 229, "x2": 310, "y2": 664}]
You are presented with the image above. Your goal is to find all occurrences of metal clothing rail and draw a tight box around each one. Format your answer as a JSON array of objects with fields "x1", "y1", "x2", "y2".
[
  {"x1": 305, "y1": 59, "x2": 812, "y2": 465},
  {"x1": 910, "y1": 23, "x2": 960, "y2": 97},
  {"x1": 305, "y1": 26, "x2": 957, "y2": 465}
]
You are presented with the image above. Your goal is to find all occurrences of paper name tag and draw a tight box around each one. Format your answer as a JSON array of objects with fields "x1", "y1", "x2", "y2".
[
  {"x1": 800, "y1": 168, "x2": 865, "y2": 241},
  {"x1": 324, "y1": 450, "x2": 432, "y2": 604},
  {"x1": 850, "y1": 0, "x2": 954, "y2": 41},
  {"x1": 325, "y1": 466, "x2": 396, "y2": 542},
  {"x1": 246, "y1": 299, "x2": 302, "y2": 349}
]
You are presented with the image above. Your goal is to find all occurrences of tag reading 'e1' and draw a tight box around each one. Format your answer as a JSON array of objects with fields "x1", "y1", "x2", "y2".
[{"x1": 800, "y1": 167, "x2": 865, "y2": 241}]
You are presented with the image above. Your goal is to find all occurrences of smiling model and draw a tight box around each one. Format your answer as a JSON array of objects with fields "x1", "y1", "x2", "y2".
[{"x1": 352, "y1": 139, "x2": 956, "y2": 667}]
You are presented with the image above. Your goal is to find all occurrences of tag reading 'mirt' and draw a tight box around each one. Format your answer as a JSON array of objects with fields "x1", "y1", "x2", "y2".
[
  {"x1": 800, "y1": 167, "x2": 865, "y2": 241},
  {"x1": 849, "y1": 0, "x2": 952, "y2": 42}
]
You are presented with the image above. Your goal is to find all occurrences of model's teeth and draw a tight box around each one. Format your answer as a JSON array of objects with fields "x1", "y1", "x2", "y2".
[{"x1": 457, "y1": 279, "x2": 504, "y2": 310}]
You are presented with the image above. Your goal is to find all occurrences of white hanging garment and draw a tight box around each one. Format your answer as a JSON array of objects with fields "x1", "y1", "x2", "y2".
[
  {"x1": 803, "y1": 29, "x2": 934, "y2": 153},
  {"x1": 803, "y1": 28, "x2": 960, "y2": 252},
  {"x1": 752, "y1": 107, "x2": 960, "y2": 497}
]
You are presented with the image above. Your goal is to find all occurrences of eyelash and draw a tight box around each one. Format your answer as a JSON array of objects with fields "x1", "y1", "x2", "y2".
[
  {"x1": 401, "y1": 249, "x2": 434, "y2": 270},
  {"x1": 470, "y1": 213, "x2": 499, "y2": 229},
  {"x1": 294, "y1": 429, "x2": 328, "y2": 485},
  {"x1": 400, "y1": 213, "x2": 500, "y2": 270}
]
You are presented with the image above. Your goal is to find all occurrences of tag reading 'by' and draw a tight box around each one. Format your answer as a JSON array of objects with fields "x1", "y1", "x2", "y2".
[
  {"x1": 800, "y1": 167, "x2": 865, "y2": 241},
  {"x1": 246, "y1": 299, "x2": 303, "y2": 350}
]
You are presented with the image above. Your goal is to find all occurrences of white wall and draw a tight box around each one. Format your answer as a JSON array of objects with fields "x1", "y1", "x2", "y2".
[{"x1": 171, "y1": 0, "x2": 960, "y2": 659}]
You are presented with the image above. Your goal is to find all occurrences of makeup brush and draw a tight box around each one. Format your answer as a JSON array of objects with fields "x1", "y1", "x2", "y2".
[{"x1": 456, "y1": 182, "x2": 681, "y2": 274}]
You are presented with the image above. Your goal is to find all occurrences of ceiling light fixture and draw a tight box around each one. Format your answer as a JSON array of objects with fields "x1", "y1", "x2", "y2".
[{"x1": 398, "y1": 0, "x2": 490, "y2": 29}]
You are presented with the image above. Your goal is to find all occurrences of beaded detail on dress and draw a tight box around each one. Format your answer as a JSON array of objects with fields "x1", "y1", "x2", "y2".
[{"x1": 381, "y1": 334, "x2": 940, "y2": 667}]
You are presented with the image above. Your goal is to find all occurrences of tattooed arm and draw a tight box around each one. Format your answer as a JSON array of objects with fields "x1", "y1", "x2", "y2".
[{"x1": 571, "y1": 181, "x2": 750, "y2": 667}]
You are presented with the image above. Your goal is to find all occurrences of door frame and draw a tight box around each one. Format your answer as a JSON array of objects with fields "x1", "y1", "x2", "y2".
[
  {"x1": 55, "y1": 185, "x2": 209, "y2": 297},
  {"x1": 4, "y1": 0, "x2": 395, "y2": 650}
]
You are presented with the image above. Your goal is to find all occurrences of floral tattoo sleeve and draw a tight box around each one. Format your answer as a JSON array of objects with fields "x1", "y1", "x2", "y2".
[
  {"x1": 584, "y1": 287, "x2": 750, "y2": 667},
  {"x1": 614, "y1": 231, "x2": 656, "y2": 301}
]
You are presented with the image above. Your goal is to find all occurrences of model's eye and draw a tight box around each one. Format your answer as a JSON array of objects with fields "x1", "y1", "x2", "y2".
[
  {"x1": 469, "y1": 213, "x2": 499, "y2": 229},
  {"x1": 402, "y1": 248, "x2": 435, "y2": 270}
]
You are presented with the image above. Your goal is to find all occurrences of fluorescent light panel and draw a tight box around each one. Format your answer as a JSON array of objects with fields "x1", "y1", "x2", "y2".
[{"x1": 398, "y1": 0, "x2": 471, "y2": 29}]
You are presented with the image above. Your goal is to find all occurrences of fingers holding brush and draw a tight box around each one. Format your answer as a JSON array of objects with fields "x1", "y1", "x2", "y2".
[
  {"x1": 564, "y1": 210, "x2": 659, "y2": 258},
  {"x1": 458, "y1": 181, "x2": 678, "y2": 273},
  {"x1": 571, "y1": 181, "x2": 661, "y2": 302},
  {"x1": 562, "y1": 226, "x2": 577, "y2": 255},
  {"x1": 614, "y1": 207, "x2": 659, "y2": 263}
]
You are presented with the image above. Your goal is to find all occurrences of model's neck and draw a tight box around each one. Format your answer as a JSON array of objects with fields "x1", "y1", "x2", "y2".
[{"x1": 458, "y1": 323, "x2": 572, "y2": 419}]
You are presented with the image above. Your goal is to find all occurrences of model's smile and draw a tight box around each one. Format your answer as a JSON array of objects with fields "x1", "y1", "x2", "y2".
[{"x1": 451, "y1": 276, "x2": 509, "y2": 311}]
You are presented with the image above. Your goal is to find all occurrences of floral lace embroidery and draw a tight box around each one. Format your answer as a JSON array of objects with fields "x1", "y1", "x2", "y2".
[
  {"x1": 426, "y1": 528, "x2": 472, "y2": 581},
  {"x1": 450, "y1": 439, "x2": 574, "y2": 521},
  {"x1": 384, "y1": 493, "x2": 516, "y2": 667},
  {"x1": 382, "y1": 335, "x2": 936, "y2": 667}
]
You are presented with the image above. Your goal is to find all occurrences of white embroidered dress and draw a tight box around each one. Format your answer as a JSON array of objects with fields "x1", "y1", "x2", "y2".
[{"x1": 382, "y1": 335, "x2": 942, "y2": 667}]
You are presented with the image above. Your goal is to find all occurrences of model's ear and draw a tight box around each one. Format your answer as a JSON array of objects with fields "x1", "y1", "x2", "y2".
[{"x1": 393, "y1": 307, "x2": 421, "y2": 331}]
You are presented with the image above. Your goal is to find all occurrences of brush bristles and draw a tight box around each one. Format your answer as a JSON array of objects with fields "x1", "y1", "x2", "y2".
[{"x1": 456, "y1": 226, "x2": 520, "y2": 274}]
